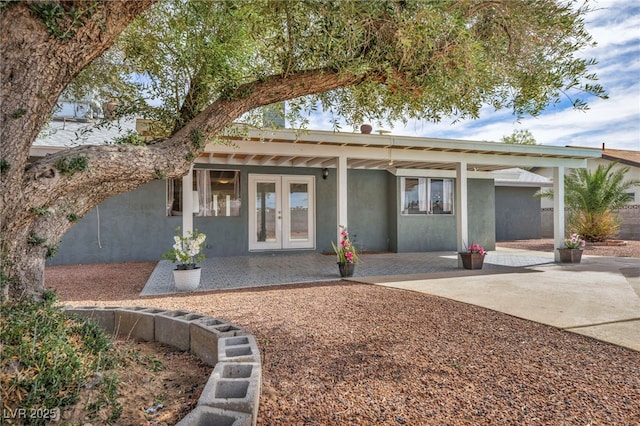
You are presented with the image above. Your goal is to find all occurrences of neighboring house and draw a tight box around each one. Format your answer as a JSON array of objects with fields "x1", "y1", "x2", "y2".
[
  {"x1": 536, "y1": 146, "x2": 640, "y2": 240},
  {"x1": 32, "y1": 116, "x2": 601, "y2": 266},
  {"x1": 31, "y1": 106, "x2": 136, "y2": 155},
  {"x1": 494, "y1": 168, "x2": 552, "y2": 241}
]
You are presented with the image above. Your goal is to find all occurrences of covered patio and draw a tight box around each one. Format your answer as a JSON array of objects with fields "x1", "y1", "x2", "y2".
[
  {"x1": 174, "y1": 127, "x2": 602, "y2": 262},
  {"x1": 141, "y1": 246, "x2": 554, "y2": 296}
]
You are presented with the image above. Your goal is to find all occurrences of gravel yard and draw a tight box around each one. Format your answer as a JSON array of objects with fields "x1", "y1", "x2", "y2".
[
  {"x1": 46, "y1": 240, "x2": 640, "y2": 425},
  {"x1": 497, "y1": 238, "x2": 640, "y2": 258}
]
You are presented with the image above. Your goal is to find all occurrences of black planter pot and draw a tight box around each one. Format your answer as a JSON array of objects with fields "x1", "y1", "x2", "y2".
[{"x1": 338, "y1": 262, "x2": 355, "y2": 277}]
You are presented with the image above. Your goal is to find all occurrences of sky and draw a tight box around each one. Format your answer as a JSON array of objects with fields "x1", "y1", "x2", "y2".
[{"x1": 306, "y1": 0, "x2": 640, "y2": 151}]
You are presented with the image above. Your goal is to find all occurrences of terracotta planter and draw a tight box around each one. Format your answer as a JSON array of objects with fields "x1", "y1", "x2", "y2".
[
  {"x1": 459, "y1": 252, "x2": 485, "y2": 270},
  {"x1": 558, "y1": 248, "x2": 583, "y2": 263},
  {"x1": 338, "y1": 262, "x2": 355, "y2": 277},
  {"x1": 173, "y1": 267, "x2": 201, "y2": 291},
  {"x1": 360, "y1": 124, "x2": 373, "y2": 134}
]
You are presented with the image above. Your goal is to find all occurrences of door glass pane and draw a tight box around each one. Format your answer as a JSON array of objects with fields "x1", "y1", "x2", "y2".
[
  {"x1": 256, "y1": 182, "x2": 276, "y2": 242},
  {"x1": 289, "y1": 183, "x2": 308, "y2": 240}
]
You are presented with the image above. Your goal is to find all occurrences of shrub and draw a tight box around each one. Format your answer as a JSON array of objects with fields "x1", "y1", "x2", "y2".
[
  {"x1": 570, "y1": 210, "x2": 620, "y2": 242},
  {"x1": 0, "y1": 292, "x2": 120, "y2": 424}
]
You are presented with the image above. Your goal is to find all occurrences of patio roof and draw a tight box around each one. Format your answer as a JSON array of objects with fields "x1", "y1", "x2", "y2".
[
  {"x1": 30, "y1": 121, "x2": 602, "y2": 173},
  {"x1": 201, "y1": 127, "x2": 601, "y2": 172}
]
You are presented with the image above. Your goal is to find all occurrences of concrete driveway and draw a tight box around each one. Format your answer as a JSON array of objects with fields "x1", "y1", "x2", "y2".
[{"x1": 358, "y1": 248, "x2": 640, "y2": 352}]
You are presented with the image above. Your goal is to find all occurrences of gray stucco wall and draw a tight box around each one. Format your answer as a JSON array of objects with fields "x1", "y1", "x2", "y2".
[
  {"x1": 346, "y1": 169, "x2": 390, "y2": 252},
  {"x1": 616, "y1": 205, "x2": 640, "y2": 240},
  {"x1": 386, "y1": 173, "x2": 399, "y2": 253},
  {"x1": 49, "y1": 168, "x2": 496, "y2": 265},
  {"x1": 49, "y1": 180, "x2": 174, "y2": 265},
  {"x1": 467, "y1": 179, "x2": 496, "y2": 251},
  {"x1": 494, "y1": 187, "x2": 542, "y2": 241},
  {"x1": 394, "y1": 179, "x2": 496, "y2": 252},
  {"x1": 184, "y1": 165, "x2": 334, "y2": 258},
  {"x1": 49, "y1": 166, "x2": 389, "y2": 265}
]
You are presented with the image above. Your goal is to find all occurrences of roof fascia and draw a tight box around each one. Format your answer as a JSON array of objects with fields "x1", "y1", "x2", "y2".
[
  {"x1": 239, "y1": 127, "x2": 602, "y2": 160},
  {"x1": 209, "y1": 139, "x2": 591, "y2": 168},
  {"x1": 494, "y1": 181, "x2": 553, "y2": 188},
  {"x1": 392, "y1": 168, "x2": 518, "y2": 180}
]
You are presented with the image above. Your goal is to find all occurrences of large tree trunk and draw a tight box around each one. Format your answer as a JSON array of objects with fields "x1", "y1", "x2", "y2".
[
  {"x1": 0, "y1": 2, "x2": 368, "y2": 301},
  {"x1": 1, "y1": 1, "x2": 156, "y2": 300}
]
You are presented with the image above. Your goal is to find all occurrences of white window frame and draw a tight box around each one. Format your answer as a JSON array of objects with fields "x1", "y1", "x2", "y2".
[
  {"x1": 400, "y1": 177, "x2": 455, "y2": 215},
  {"x1": 167, "y1": 169, "x2": 241, "y2": 217}
]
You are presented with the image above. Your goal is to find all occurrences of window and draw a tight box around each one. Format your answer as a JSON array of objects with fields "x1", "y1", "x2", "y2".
[
  {"x1": 401, "y1": 177, "x2": 454, "y2": 215},
  {"x1": 167, "y1": 170, "x2": 241, "y2": 216}
]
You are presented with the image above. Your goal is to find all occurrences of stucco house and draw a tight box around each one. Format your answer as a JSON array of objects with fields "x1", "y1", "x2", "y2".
[{"x1": 32, "y1": 113, "x2": 601, "y2": 266}]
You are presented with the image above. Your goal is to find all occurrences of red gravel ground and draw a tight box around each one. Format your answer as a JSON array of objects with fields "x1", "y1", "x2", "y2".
[{"x1": 46, "y1": 240, "x2": 640, "y2": 425}]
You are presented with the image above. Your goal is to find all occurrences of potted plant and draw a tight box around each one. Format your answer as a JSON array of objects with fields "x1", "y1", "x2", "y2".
[
  {"x1": 331, "y1": 225, "x2": 359, "y2": 277},
  {"x1": 459, "y1": 243, "x2": 486, "y2": 270},
  {"x1": 163, "y1": 227, "x2": 206, "y2": 290},
  {"x1": 558, "y1": 233, "x2": 585, "y2": 263}
]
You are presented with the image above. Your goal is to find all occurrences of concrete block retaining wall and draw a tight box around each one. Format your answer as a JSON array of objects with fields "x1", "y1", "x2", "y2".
[{"x1": 64, "y1": 306, "x2": 261, "y2": 426}]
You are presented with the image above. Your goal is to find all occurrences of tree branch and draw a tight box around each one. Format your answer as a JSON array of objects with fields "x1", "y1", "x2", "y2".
[
  {"x1": 23, "y1": 68, "x2": 369, "y2": 223},
  {"x1": 0, "y1": 0, "x2": 156, "y2": 212}
]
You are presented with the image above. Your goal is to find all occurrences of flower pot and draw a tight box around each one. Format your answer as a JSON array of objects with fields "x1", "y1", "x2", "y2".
[
  {"x1": 173, "y1": 267, "x2": 201, "y2": 291},
  {"x1": 338, "y1": 262, "x2": 355, "y2": 278},
  {"x1": 459, "y1": 252, "x2": 485, "y2": 270},
  {"x1": 558, "y1": 248, "x2": 583, "y2": 263}
]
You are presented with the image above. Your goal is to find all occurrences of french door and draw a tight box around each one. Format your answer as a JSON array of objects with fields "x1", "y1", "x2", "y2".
[{"x1": 248, "y1": 174, "x2": 315, "y2": 250}]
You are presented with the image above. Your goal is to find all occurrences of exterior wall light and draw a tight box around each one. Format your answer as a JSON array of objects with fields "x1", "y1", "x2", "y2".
[{"x1": 322, "y1": 168, "x2": 329, "y2": 180}]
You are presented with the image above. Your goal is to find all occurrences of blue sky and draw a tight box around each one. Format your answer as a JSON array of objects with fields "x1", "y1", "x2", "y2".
[{"x1": 307, "y1": 0, "x2": 640, "y2": 151}]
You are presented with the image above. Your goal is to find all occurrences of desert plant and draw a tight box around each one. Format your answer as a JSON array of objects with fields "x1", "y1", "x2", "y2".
[
  {"x1": 570, "y1": 211, "x2": 620, "y2": 242},
  {"x1": 538, "y1": 163, "x2": 639, "y2": 241}
]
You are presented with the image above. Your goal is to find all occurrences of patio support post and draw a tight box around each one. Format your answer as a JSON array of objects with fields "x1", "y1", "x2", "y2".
[
  {"x1": 182, "y1": 165, "x2": 194, "y2": 236},
  {"x1": 455, "y1": 161, "x2": 468, "y2": 268},
  {"x1": 336, "y1": 155, "x2": 348, "y2": 243},
  {"x1": 553, "y1": 166, "x2": 565, "y2": 261}
]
